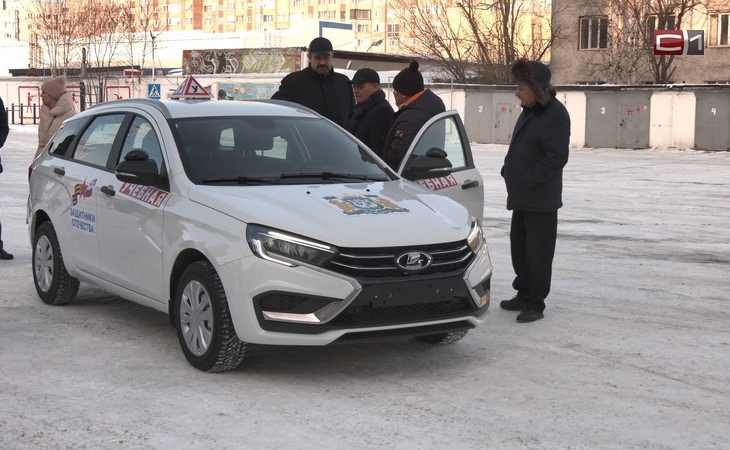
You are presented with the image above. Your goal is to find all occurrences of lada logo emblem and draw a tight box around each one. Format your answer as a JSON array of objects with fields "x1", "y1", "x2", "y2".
[{"x1": 395, "y1": 251, "x2": 433, "y2": 272}]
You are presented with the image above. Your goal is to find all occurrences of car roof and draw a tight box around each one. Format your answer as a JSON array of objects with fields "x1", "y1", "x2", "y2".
[{"x1": 86, "y1": 98, "x2": 321, "y2": 120}]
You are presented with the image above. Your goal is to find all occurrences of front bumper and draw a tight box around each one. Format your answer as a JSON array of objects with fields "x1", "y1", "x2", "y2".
[{"x1": 218, "y1": 243, "x2": 492, "y2": 346}]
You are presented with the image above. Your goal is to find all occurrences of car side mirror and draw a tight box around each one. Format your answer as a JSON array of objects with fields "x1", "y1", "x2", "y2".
[
  {"x1": 115, "y1": 149, "x2": 160, "y2": 185},
  {"x1": 402, "y1": 147, "x2": 453, "y2": 181}
]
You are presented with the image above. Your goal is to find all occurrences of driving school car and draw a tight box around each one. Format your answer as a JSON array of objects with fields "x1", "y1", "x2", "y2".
[{"x1": 27, "y1": 94, "x2": 491, "y2": 372}]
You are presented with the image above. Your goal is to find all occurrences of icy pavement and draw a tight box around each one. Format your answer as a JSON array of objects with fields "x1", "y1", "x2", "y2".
[{"x1": 0, "y1": 124, "x2": 728, "y2": 449}]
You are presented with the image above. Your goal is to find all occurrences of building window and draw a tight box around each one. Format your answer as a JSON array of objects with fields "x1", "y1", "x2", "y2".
[
  {"x1": 709, "y1": 13, "x2": 730, "y2": 46},
  {"x1": 357, "y1": 24, "x2": 369, "y2": 33},
  {"x1": 350, "y1": 9, "x2": 371, "y2": 20},
  {"x1": 646, "y1": 14, "x2": 677, "y2": 32},
  {"x1": 579, "y1": 16, "x2": 608, "y2": 49}
]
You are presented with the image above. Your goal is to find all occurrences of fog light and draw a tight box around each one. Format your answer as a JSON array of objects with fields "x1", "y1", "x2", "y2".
[{"x1": 479, "y1": 290, "x2": 490, "y2": 307}]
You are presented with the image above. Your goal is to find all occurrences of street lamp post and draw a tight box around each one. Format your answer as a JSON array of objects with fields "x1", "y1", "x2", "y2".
[{"x1": 366, "y1": 39, "x2": 383, "y2": 52}]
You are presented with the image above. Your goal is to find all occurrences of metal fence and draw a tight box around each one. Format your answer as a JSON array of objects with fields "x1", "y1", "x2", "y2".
[{"x1": 5, "y1": 104, "x2": 40, "y2": 125}]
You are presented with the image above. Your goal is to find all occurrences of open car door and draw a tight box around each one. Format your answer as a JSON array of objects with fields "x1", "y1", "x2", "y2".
[{"x1": 398, "y1": 110, "x2": 484, "y2": 224}]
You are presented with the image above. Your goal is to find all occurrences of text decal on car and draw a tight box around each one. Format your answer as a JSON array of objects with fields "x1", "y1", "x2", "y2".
[
  {"x1": 323, "y1": 194, "x2": 410, "y2": 216},
  {"x1": 416, "y1": 174, "x2": 458, "y2": 191},
  {"x1": 119, "y1": 183, "x2": 170, "y2": 207}
]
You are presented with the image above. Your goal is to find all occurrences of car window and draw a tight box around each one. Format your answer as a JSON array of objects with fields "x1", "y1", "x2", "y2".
[
  {"x1": 118, "y1": 116, "x2": 165, "y2": 176},
  {"x1": 410, "y1": 115, "x2": 467, "y2": 169},
  {"x1": 72, "y1": 114, "x2": 125, "y2": 168},
  {"x1": 47, "y1": 119, "x2": 84, "y2": 157}
]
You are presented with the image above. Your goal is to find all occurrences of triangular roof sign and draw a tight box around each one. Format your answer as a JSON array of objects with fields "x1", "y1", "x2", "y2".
[{"x1": 170, "y1": 76, "x2": 212, "y2": 99}]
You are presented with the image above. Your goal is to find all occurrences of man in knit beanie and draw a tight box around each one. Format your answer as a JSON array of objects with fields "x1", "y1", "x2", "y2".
[
  {"x1": 499, "y1": 58, "x2": 571, "y2": 323},
  {"x1": 36, "y1": 76, "x2": 76, "y2": 157},
  {"x1": 382, "y1": 61, "x2": 445, "y2": 170}
]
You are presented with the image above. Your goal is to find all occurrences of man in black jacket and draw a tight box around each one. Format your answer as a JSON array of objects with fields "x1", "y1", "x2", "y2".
[
  {"x1": 271, "y1": 37, "x2": 354, "y2": 128},
  {"x1": 347, "y1": 68, "x2": 394, "y2": 156},
  {"x1": 500, "y1": 59, "x2": 570, "y2": 323},
  {"x1": 0, "y1": 96, "x2": 12, "y2": 260},
  {"x1": 382, "y1": 61, "x2": 445, "y2": 170}
]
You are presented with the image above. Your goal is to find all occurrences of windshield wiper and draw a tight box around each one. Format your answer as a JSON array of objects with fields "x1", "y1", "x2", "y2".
[
  {"x1": 201, "y1": 176, "x2": 281, "y2": 185},
  {"x1": 279, "y1": 172, "x2": 389, "y2": 182}
]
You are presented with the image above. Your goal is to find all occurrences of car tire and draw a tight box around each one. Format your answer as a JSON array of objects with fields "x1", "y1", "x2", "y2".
[
  {"x1": 415, "y1": 329, "x2": 469, "y2": 345},
  {"x1": 32, "y1": 221, "x2": 80, "y2": 305},
  {"x1": 174, "y1": 261, "x2": 247, "y2": 372}
]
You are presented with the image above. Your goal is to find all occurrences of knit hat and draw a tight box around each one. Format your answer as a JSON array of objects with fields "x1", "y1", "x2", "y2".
[
  {"x1": 511, "y1": 59, "x2": 552, "y2": 104},
  {"x1": 392, "y1": 61, "x2": 424, "y2": 96},
  {"x1": 41, "y1": 76, "x2": 67, "y2": 100},
  {"x1": 308, "y1": 37, "x2": 334, "y2": 56}
]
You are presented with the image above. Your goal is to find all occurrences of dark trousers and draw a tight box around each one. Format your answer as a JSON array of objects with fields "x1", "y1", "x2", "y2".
[{"x1": 510, "y1": 210, "x2": 558, "y2": 313}]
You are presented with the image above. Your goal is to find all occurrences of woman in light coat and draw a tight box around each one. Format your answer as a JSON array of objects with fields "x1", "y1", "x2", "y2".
[{"x1": 36, "y1": 76, "x2": 76, "y2": 158}]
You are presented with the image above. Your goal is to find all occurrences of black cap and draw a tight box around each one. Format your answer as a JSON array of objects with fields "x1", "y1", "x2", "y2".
[
  {"x1": 349, "y1": 68, "x2": 380, "y2": 85},
  {"x1": 308, "y1": 37, "x2": 334, "y2": 56}
]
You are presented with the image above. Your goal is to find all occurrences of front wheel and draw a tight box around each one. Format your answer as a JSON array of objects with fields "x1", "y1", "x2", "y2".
[
  {"x1": 174, "y1": 261, "x2": 247, "y2": 372},
  {"x1": 415, "y1": 329, "x2": 470, "y2": 345},
  {"x1": 32, "y1": 222, "x2": 80, "y2": 305}
]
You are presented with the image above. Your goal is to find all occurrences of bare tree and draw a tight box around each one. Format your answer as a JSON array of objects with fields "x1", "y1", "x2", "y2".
[
  {"x1": 28, "y1": 0, "x2": 84, "y2": 75},
  {"x1": 77, "y1": 0, "x2": 129, "y2": 102},
  {"x1": 394, "y1": 0, "x2": 560, "y2": 84},
  {"x1": 118, "y1": 2, "x2": 169, "y2": 85},
  {"x1": 582, "y1": 0, "x2": 706, "y2": 83}
]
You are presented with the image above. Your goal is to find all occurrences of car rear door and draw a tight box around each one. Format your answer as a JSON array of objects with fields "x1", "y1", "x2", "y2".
[{"x1": 398, "y1": 110, "x2": 485, "y2": 224}]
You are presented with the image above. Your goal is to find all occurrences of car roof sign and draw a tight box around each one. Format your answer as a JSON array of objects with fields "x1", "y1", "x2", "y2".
[{"x1": 170, "y1": 76, "x2": 212, "y2": 101}]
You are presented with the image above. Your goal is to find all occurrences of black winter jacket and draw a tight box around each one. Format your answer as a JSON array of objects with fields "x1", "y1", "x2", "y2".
[
  {"x1": 501, "y1": 92, "x2": 571, "y2": 212},
  {"x1": 347, "y1": 89, "x2": 394, "y2": 156},
  {"x1": 271, "y1": 65, "x2": 355, "y2": 128},
  {"x1": 382, "y1": 89, "x2": 445, "y2": 170}
]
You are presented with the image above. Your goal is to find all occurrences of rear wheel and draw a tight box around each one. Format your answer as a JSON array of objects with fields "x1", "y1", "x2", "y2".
[
  {"x1": 174, "y1": 261, "x2": 247, "y2": 372},
  {"x1": 415, "y1": 329, "x2": 469, "y2": 345},
  {"x1": 32, "y1": 222, "x2": 80, "y2": 305}
]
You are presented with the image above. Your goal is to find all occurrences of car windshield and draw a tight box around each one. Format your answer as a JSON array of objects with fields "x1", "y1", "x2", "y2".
[{"x1": 171, "y1": 116, "x2": 394, "y2": 185}]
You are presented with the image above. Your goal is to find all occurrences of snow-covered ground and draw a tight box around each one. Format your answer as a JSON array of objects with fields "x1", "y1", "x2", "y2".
[{"x1": 0, "y1": 124, "x2": 728, "y2": 449}]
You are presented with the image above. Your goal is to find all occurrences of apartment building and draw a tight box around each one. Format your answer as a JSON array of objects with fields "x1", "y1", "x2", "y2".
[{"x1": 551, "y1": 0, "x2": 730, "y2": 85}]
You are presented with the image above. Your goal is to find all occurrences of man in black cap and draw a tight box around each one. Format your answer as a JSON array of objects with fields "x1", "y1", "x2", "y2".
[
  {"x1": 272, "y1": 37, "x2": 354, "y2": 128},
  {"x1": 382, "y1": 60, "x2": 445, "y2": 170},
  {"x1": 347, "y1": 68, "x2": 394, "y2": 155},
  {"x1": 500, "y1": 58, "x2": 571, "y2": 323}
]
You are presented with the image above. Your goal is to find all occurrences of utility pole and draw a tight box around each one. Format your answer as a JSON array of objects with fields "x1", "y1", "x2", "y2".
[{"x1": 150, "y1": 31, "x2": 156, "y2": 83}]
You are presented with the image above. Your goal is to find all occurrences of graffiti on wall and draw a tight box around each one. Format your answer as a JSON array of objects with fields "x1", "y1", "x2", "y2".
[{"x1": 182, "y1": 48, "x2": 301, "y2": 75}]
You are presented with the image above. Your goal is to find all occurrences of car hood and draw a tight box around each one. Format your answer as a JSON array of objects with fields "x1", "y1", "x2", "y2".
[{"x1": 187, "y1": 181, "x2": 472, "y2": 247}]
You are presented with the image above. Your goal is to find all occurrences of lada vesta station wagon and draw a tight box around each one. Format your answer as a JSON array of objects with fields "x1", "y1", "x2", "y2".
[{"x1": 28, "y1": 93, "x2": 491, "y2": 372}]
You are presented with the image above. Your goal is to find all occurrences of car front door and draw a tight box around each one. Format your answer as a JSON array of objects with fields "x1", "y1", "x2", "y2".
[
  {"x1": 398, "y1": 110, "x2": 485, "y2": 224},
  {"x1": 95, "y1": 114, "x2": 169, "y2": 303}
]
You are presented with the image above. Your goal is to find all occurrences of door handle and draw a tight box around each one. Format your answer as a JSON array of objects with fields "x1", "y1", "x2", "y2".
[
  {"x1": 461, "y1": 179, "x2": 479, "y2": 190},
  {"x1": 100, "y1": 185, "x2": 115, "y2": 196},
  {"x1": 52, "y1": 166, "x2": 65, "y2": 176}
]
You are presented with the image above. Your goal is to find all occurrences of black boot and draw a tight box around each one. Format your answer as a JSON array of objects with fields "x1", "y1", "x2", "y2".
[
  {"x1": 500, "y1": 296, "x2": 527, "y2": 311},
  {"x1": 0, "y1": 248, "x2": 12, "y2": 260}
]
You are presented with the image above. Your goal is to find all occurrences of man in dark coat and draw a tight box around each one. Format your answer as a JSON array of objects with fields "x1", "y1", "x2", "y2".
[
  {"x1": 500, "y1": 58, "x2": 571, "y2": 323},
  {"x1": 382, "y1": 61, "x2": 445, "y2": 170},
  {"x1": 271, "y1": 37, "x2": 354, "y2": 128},
  {"x1": 347, "y1": 68, "x2": 394, "y2": 155},
  {"x1": 0, "y1": 95, "x2": 12, "y2": 260}
]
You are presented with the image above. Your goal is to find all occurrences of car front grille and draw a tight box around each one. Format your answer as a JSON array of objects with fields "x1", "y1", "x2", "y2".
[{"x1": 324, "y1": 240, "x2": 474, "y2": 279}]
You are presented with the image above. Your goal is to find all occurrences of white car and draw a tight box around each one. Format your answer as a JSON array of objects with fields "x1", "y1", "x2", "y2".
[{"x1": 28, "y1": 97, "x2": 491, "y2": 372}]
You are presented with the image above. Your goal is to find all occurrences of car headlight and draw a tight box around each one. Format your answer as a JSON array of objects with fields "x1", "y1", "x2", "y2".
[
  {"x1": 246, "y1": 225, "x2": 337, "y2": 267},
  {"x1": 466, "y1": 221, "x2": 484, "y2": 254}
]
